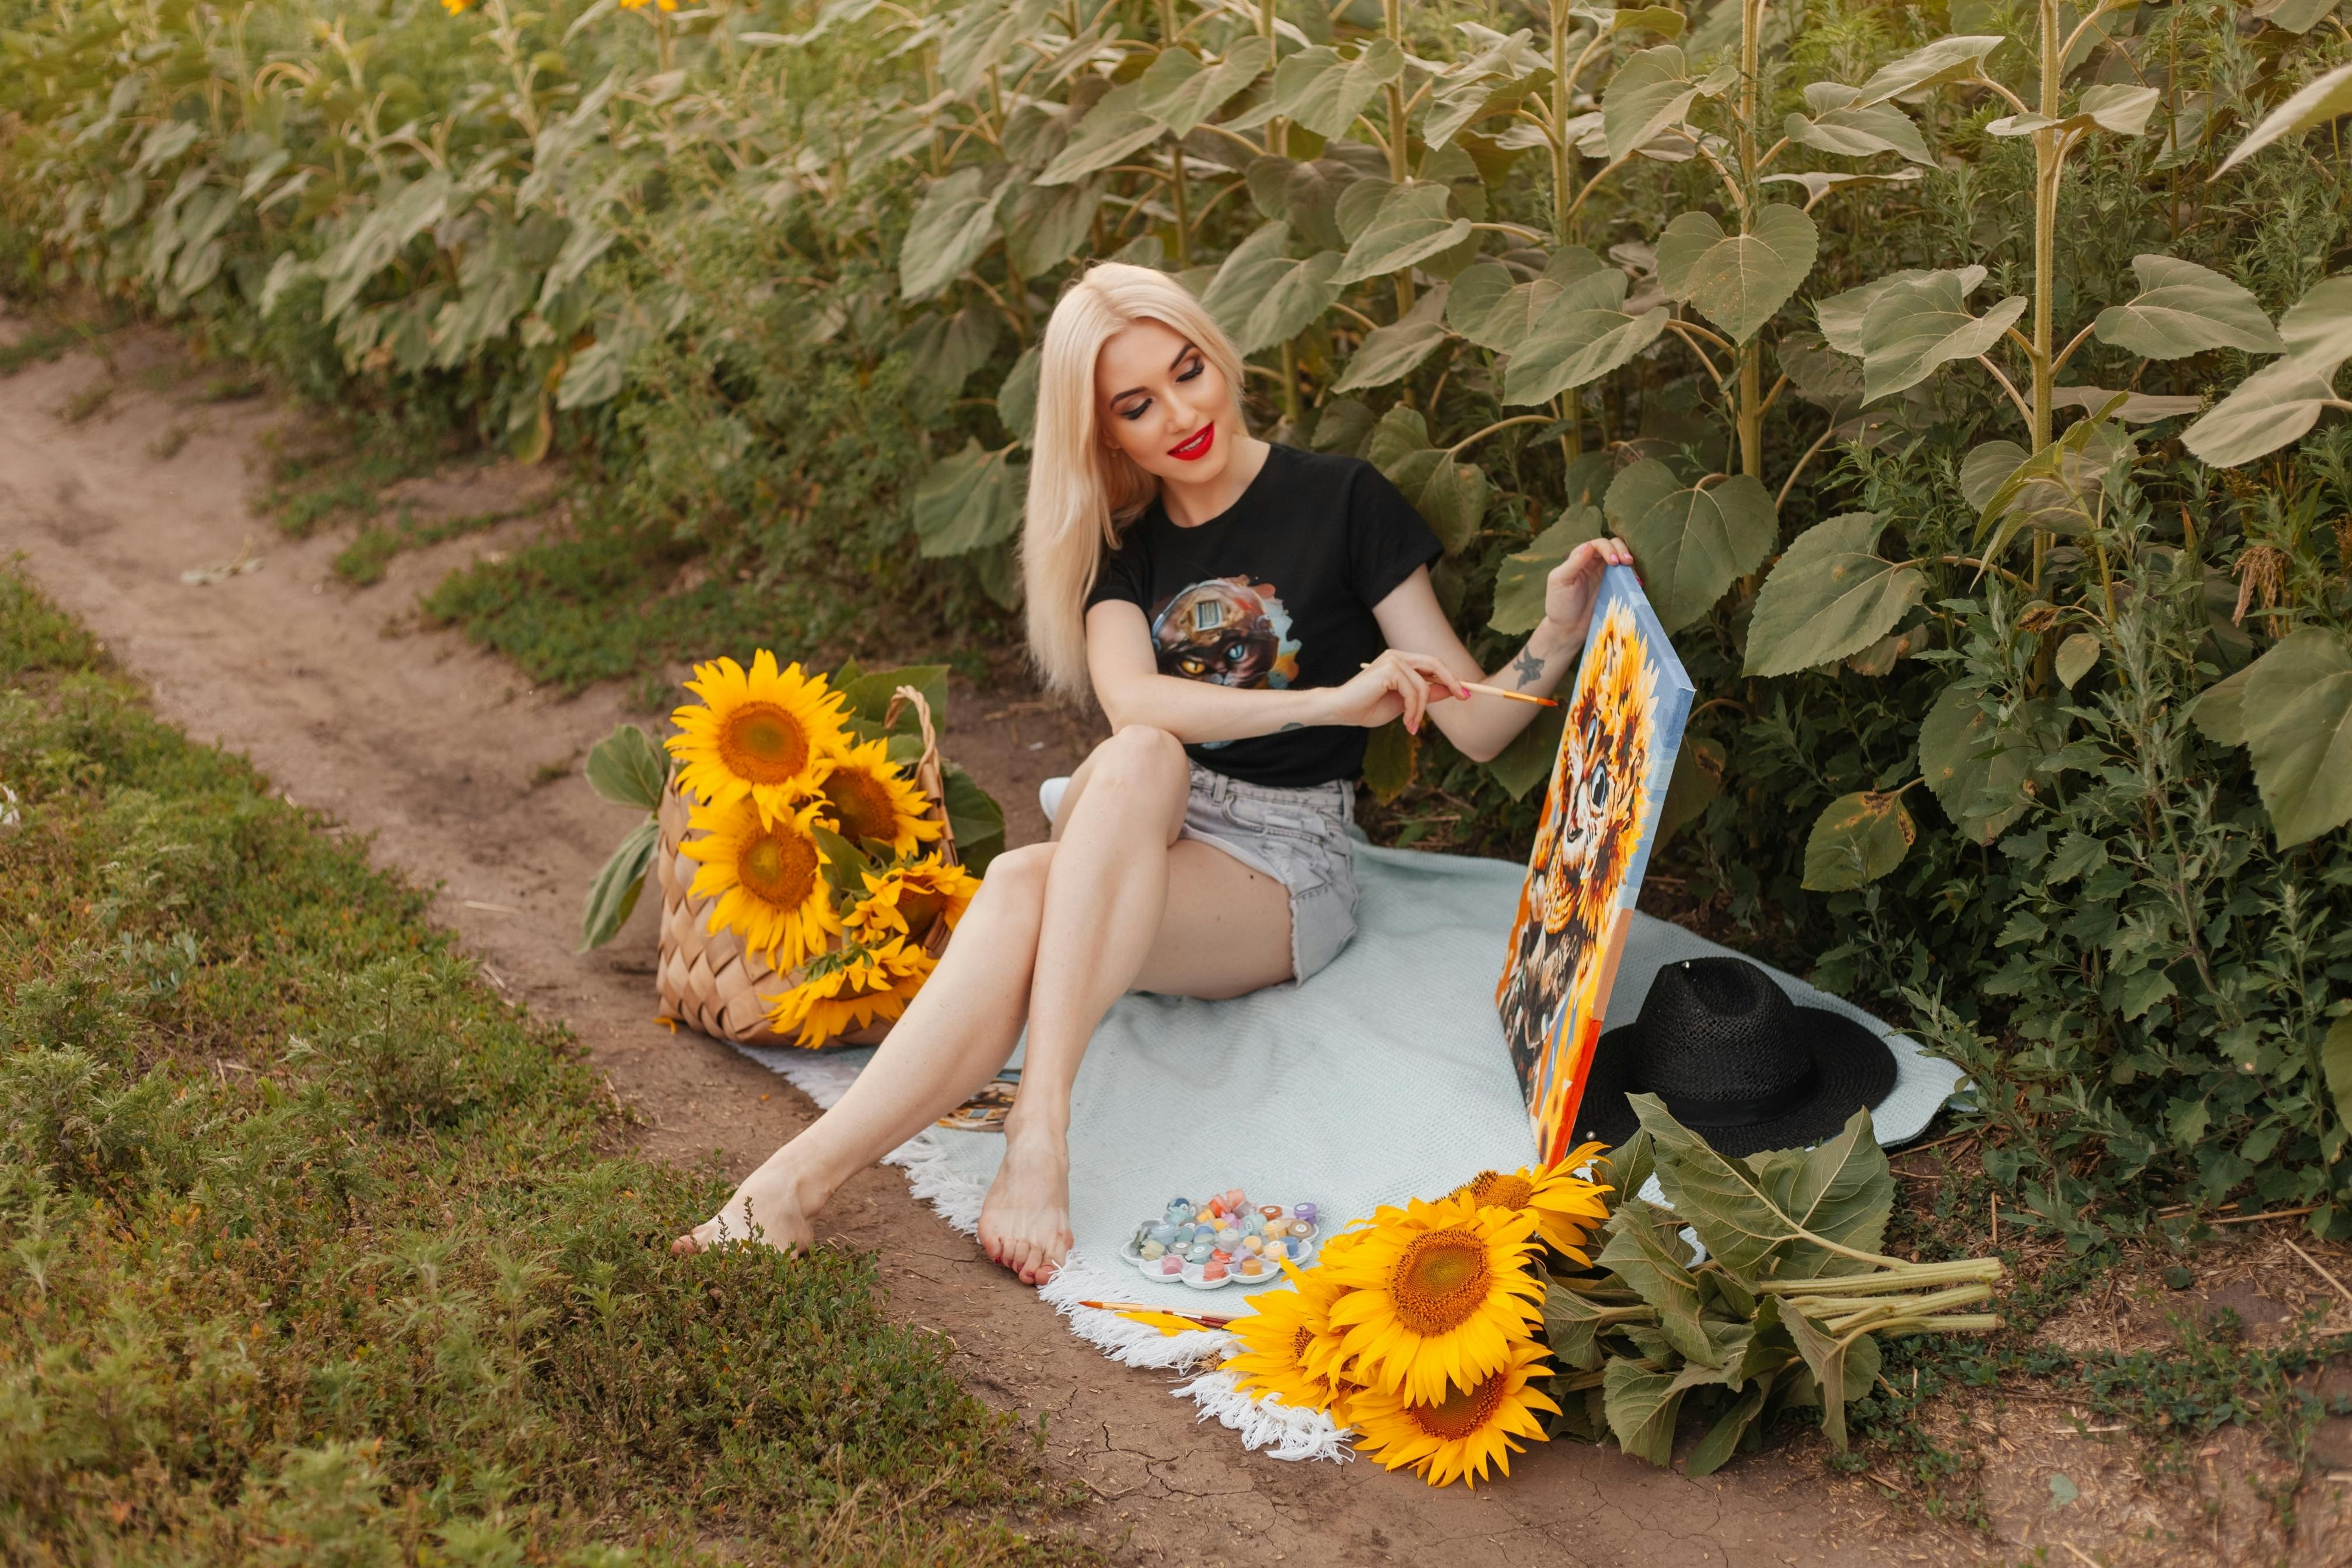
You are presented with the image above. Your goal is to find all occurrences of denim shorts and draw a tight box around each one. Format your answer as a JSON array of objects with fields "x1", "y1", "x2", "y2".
[{"x1": 1180, "y1": 762, "x2": 1360, "y2": 984}]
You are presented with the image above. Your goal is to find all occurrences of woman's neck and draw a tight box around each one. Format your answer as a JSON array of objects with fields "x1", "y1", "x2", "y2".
[{"x1": 1158, "y1": 431, "x2": 1272, "y2": 529}]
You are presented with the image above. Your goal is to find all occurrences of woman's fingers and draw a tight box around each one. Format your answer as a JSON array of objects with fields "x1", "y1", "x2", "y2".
[{"x1": 1394, "y1": 664, "x2": 1426, "y2": 733}]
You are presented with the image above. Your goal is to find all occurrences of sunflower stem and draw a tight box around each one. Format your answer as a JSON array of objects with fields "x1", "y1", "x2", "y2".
[{"x1": 1751, "y1": 1258, "x2": 2003, "y2": 1295}]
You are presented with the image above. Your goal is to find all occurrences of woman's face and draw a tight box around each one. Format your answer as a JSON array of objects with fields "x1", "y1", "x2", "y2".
[{"x1": 1094, "y1": 317, "x2": 1237, "y2": 488}]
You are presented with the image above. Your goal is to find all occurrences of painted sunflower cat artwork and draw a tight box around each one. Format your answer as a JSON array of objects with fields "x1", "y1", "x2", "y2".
[{"x1": 1494, "y1": 566, "x2": 1693, "y2": 1163}]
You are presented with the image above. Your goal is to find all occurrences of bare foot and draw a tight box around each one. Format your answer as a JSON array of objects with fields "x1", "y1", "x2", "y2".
[
  {"x1": 671, "y1": 1151, "x2": 818, "y2": 1256},
  {"x1": 978, "y1": 1129, "x2": 1072, "y2": 1286}
]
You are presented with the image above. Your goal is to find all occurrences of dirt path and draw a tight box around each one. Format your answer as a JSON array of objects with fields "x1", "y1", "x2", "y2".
[{"x1": 7, "y1": 316, "x2": 2315, "y2": 1568}]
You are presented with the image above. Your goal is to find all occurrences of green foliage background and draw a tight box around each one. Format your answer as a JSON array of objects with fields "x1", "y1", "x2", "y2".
[{"x1": 2, "y1": 0, "x2": 2348, "y2": 1248}]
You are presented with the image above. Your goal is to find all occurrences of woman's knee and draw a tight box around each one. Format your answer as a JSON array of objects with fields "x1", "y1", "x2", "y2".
[
  {"x1": 971, "y1": 842, "x2": 1053, "y2": 917},
  {"x1": 1090, "y1": 724, "x2": 1189, "y2": 793}
]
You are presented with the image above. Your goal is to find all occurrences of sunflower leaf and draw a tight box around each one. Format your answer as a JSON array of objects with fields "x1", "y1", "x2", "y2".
[
  {"x1": 1597, "y1": 1200, "x2": 1712, "y2": 1362},
  {"x1": 1633, "y1": 1098, "x2": 1895, "y2": 1286},
  {"x1": 585, "y1": 723, "x2": 671, "y2": 812},
  {"x1": 579, "y1": 817, "x2": 660, "y2": 951},
  {"x1": 838, "y1": 665, "x2": 951, "y2": 729},
  {"x1": 1782, "y1": 1306, "x2": 1882, "y2": 1452},
  {"x1": 1684, "y1": 1378, "x2": 1771, "y2": 1477},
  {"x1": 1602, "y1": 1357, "x2": 1732, "y2": 1465},
  {"x1": 943, "y1": 763, "x2": 1006, "y2": 874},
  {"x1": 811, "y1": 822, "x2": 877, "y2": 899}
]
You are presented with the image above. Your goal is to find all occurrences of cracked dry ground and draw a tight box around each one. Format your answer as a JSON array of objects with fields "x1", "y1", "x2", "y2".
[{"x1": 8, "y1": 316, "x2": 2343, "y2": 1568}]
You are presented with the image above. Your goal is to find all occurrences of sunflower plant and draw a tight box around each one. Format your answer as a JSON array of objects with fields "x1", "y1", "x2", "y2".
[{"x1": 581, "y1": 654, "x2": 1002, "y2": 1046}]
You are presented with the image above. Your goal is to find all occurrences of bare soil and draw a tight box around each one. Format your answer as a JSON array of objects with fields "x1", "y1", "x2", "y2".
[{"x1": 6, "y1": 314, "x2": 2349, "y2": 1568}]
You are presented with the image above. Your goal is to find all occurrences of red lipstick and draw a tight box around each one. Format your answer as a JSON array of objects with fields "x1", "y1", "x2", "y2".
[{"x1": 1167, "y1": 422, "x2": 1215, "y2": 461}]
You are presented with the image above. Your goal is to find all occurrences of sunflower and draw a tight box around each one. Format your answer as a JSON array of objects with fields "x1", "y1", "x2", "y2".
[
  {"x1": 816, "y1": 734, "x2": 944, "y2": 858},
  {"x1": 1320, "y1": 1194, "x2": 1545, "y2": 1404},
  {"x1": 766, "y1": 937, "x2": 935, "y2": 1043},
  {"x1": 667, "y1": 651, "x2": 846, "y2": 825},
  {"x1": 845, "y1": 854, "x2": 979, "y2": 945},
  {"x1": 680, "y1": 795, "x2": 839, "y2": 967},
  {"x1": 1452, "y1": 1146, "x2": 1612, "y2": 1264},
  {"x1": 1222, "y1": 1269, "x2": 1351, "y2": 1414},
  {"x1": 1347, "y1": 1338, "x2": 1559, "y2": 1488}
]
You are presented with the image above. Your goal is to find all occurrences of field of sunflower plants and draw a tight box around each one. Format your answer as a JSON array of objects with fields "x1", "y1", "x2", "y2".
[{"x1": 1, "y1": 0, "x2": 2349, "y2": 1255}]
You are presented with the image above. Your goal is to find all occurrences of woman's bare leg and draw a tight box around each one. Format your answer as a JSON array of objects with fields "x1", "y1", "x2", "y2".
[
  {"x1": 979, "y1": 727, "x2": 1293, "y2": 1282},
  {"x1": 676, "y1": 724, "x2": 1295, "y2": 1279},
  {"x1": 671, "y1": 842, "x2": 1055, "y2": 1254}
]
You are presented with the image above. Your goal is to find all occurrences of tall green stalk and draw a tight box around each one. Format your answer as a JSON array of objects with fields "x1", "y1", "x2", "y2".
[
  {"x1": 1262, "y1": 0, "x2": 1300, "y2": 429},
  {"x1": 1734, "y1": 0, "x2": 1765, "y2": 481},
  {"x1": 1549, "y1": 2, "x2": 1582, "y2": 459},
  {"x1": 1383, "y1": 0, "x2": 1412, "y2": 316}
]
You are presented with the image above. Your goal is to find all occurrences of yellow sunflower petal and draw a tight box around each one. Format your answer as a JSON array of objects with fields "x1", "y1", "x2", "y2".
[
  {"x1": 1348, "y1": 1339, "x2": 1559, "y2": 1488},
  {"x1": 666, "y1": 652, "x2": 847, "y2": 825},
  {"x1": 1454, "y1": 1152, "x2": 1614, "y2": 1261},
  {"x1": 1220, "y1": 1271, "x2": 1350, "y2": 1413},
  {"x1": 680, "y1": 794, "x2": 840, "y2": 966},
  {"x1": 1319, "y1": 1194, "x2": 1545, "y2": 1404},
  {"x1": 817, "y1": 735, "x2": 945, "y2": 859}
]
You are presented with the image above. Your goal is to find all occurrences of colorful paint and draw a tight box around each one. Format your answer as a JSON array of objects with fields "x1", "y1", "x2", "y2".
[{"x1": 1494, "y1": 565, "x2": 1694, "y2": 1163}]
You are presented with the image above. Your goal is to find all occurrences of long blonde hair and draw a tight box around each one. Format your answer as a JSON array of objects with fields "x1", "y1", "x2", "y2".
[{"x1": 1022, "y1": 262, "x2": 1249, "y2": 701}]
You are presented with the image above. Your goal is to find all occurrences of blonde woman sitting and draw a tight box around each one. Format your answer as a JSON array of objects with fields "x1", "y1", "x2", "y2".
[{"x1": 675, "y1": 263, "x2": 1632, "y2": 1283}]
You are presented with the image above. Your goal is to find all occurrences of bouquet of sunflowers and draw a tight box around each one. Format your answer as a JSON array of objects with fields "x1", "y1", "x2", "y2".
[
  {"x1": 582, "y1": 652, "x2": 1003, "y2": 1048},
  {"x1": 1222, "y1": 1152, "x2": 1611, "y2": 1489}
]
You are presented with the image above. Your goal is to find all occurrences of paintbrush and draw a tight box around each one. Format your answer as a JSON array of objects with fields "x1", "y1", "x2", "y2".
[
  {"x1": 1077, "y1": 1299, "x2": 1242, "y2": 1330},
  {"x1": 1357, "y1": 662, "x2": 1559, "y2": 708}
]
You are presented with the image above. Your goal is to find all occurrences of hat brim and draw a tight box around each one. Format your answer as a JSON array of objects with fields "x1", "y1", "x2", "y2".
[{"x1": 1573, "y1": 1003, "x2": 1899, "y2": 1160}]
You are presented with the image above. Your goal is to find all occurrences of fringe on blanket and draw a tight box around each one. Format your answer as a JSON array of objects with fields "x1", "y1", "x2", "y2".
[{"x1": 740, "y1": 1042, "x2": 1351, "y2": 1464}]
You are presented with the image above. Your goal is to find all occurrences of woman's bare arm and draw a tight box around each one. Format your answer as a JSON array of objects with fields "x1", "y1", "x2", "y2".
[
  {"x1": 1086, "y1": 601, "x2": 1475, "y2": 744},
  {"x1": 1369, "y1": 538, "x2": 1636, "y2": 763}
]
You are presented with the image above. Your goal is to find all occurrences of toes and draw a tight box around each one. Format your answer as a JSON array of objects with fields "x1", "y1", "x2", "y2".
[{"x1": 670, "y1": 1233, "x2": 699, "y2": 1257}]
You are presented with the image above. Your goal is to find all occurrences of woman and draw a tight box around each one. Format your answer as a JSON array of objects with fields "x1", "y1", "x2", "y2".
[{"x1": 675, "y1": 263, "x2": 1632, "y2": 1282}]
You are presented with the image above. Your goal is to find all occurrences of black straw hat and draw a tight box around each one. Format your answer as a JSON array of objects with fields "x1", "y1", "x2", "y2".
[{"x1": 1572, "y1": 957, "x2": 1897, "y2": 1157}]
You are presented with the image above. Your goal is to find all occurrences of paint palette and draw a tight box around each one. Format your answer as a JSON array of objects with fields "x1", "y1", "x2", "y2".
[{"x1": 1118, "y1": 1191, "x2": 1321, "y2": 1291}]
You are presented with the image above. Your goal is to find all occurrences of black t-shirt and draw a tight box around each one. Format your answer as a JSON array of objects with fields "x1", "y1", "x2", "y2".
[{"x1": 1084, "y1": 442, "x2": 1443, "y2": 789}]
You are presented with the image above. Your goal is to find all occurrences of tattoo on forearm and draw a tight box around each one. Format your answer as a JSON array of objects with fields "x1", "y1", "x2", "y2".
[
  {"x1": 1511, "y1": 647, "x2": 1547, "y2": 687},
  {"x1": 1279, "y1": 722, "x2": 1304, "y2": 732}
]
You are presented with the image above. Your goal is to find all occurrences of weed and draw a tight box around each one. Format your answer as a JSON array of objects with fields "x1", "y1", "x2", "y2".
[
  {"x1": 334, "y1": 506, "x2": 530, "y2": 587},
  {"x1": 0, "y1": 321, "x2": 79, "y2": 375},
  {"x1": 54, "y1": 376, "x2": 111, "y2": 423},
  {"x1": 145, "y1": 422, "x2": 189, "y2": 460}
]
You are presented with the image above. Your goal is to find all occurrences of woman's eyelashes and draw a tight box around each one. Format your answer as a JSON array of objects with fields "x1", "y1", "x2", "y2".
[{"x1": 1114, "y1": 356, "x2": 1206, "y2": 421}]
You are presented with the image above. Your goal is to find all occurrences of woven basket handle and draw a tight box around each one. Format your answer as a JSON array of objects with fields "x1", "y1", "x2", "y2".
[{"x1": 883, "y1": 685, "x2": 959, "y2": 870}]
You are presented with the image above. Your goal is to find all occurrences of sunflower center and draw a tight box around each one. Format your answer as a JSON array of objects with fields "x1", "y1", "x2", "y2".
[
  {"x1": 1468, "y1": 1171, "x2": 1534, "y2": 1210},
  {"x1": 1390, "y1": 1230, "x2": 1493, "y2": 1336},
  {"x1": 894, "y1": 885, "x2": 949, "y2": 935},
  {"x1": 719, "y1": 703, "x2": 812, "y2": 784},
  {"x1": 823, "y1": 767, "x2": 901, "y2": 845},
  {"x1": 737, "y1": 825, "x2": 818, "y2": 908},
  {"x1": 1408, "y1": 1370, "x2": 1508, "y2": 1441}
]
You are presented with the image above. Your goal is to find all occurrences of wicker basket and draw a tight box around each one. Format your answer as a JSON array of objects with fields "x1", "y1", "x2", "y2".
[{"x1": 655, "y1": 687, "x2": 960, "y2": 1048}]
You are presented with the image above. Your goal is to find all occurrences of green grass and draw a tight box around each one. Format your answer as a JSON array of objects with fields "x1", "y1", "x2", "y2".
[
  {"x1": 0, "y1": 559, "x2": 1092, "y2": 1567},
  {"x1": 335, "y1": 506, "x2": 534, "y2": 587},
  {"x1": 260, "y1": 415, "x2": 452, "y2": 540},
  {"x1": 418, "y1": 509, "x2": 989, "y2": 699}
]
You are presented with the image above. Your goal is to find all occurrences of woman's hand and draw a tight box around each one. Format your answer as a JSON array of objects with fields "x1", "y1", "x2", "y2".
[
  {"x1": 1318, "y1": 649, "x2": 1471, "y2": 735},
  {"x1": 1542, "y1": 537, "x2": 1640, "y2": 645}
]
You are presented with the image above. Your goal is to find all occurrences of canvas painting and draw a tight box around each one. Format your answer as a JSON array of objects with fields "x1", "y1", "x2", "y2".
[{"x1": 1495, "y1": 564, "x2": 1695, "y2": 1163}]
